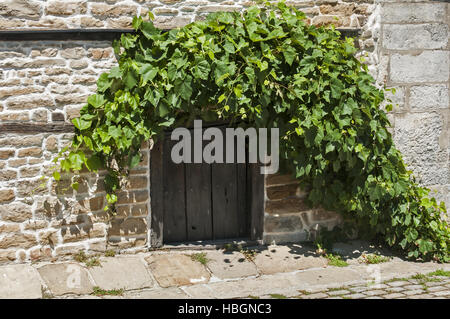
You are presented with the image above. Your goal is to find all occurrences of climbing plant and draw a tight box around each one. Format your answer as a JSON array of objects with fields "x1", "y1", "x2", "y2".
[{"x1": 54, "y1": 1, "x2": 449, "y2": 262}]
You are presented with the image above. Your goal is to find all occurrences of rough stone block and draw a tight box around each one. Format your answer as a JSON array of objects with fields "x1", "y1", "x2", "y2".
[
  {"x1": 0, "y1": 202, "x2": 32, "y2": 222},
  {"x1": 0, "y1": 189, "x2": 15, "y2": 203},
  {"x1": 46, "y1": 1, "x2": 87, "y2": 16},
  {"x1": 252, "y1": 244, "x2": 327, "y2": 275},
  {"x1": 410, "y1": 85, "x2": 449, "y2": 110},
  {"x1": 381, "y1": 3, "x2": 447, "y2": 23},
  {"x1": 383, "y1": 86, "x2": 406, "y2": 112},
  {"x1": 383, "y1": 24, "x2": 448, "y2": 50},
  {"x1": 394, "y1": 112, "x2": 449, "y2": 185},
  {"x1": 265, "y1": 197, "x2": 310, "y2": 214},
  {"x1": 0, "y1": 264, "x2": 42, "y2": 298},
  {"x1": 38, "y1": 263, "x2": 94, "y2": 296},
  {"x1": 0, "y1": 233, "x2": 37, "y2": 249},
  {"x1": 263, "y1": 231, "x2": 310, "y2": 244},
  {"x1": 264, "y1": 213, "x2": 303, "y2": 233},
  {"x1": 266, "y1": 183, "x2": 304, "y2": 200},
  {"x1": 89, "y1": 256, "x2": 155, "y2": 290},
  {"x1": 0, "y1": 0, "x2": 41, "y2": 19},
  {"x1": 146, "y1": 254, "x2": 210, "y2": 287},
  {"x1": 205, "y1": 250, "x2": 258, "y2": 279},
  {"x1": 390, "y1": 51, "x2": 449, "y2": 83}
]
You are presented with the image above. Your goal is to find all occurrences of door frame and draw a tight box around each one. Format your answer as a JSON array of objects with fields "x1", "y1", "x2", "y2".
[{"x1": 149, "y1": 134, "x2": 264, "y2": 247}]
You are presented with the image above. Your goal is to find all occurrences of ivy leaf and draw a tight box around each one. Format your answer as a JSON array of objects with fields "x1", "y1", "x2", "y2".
[
  {"x1": 68, "y1": 152, "x2": 85, "y2": 171},
  {"x1": 72, "y1": 118, "x2": 91, "y2": 131},
  {"x1": 87, "y1": 94, "x2": 105, "y2": 108},
  {"x1": 176, "y1": 75, "x2": 193, "y2": 101},
  {"x1": 109, "y1": 66, "x2": 123, "y2": 79},
  {"x1": 108, "y1": 126, "x2": 121, "y2": 140},
  {"x1": 86, "y1": 154, "x2": 103, "y2": 171},
  {"x1": 97, "y1": 73, "x2": 112, "y2": 93},
  {"x1": 142, "y1": 21, "x2": 159, "y2": 39},
  {"x1": 282, "y1": 45, "x2": 296, "y2": 66},
  {"x1": 195, "y1": 60, "x2": 210, "y2": 80},
  {"x1": 129, "y1": 153, "x2": 141, "y2": 168},
  {"x1": 140, "y1": 64, "x2": 158, "y2": 85},
  {"x1": 52, "y1": 171, "x2": 61, "y2": 181},
  {"x1": 124, "y1": 69, "x2": 138, "y2": 90}
]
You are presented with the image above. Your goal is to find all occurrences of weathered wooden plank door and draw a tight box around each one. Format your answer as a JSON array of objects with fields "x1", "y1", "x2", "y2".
[{"x1": 150, "y1": 124, "x2": 264, "y2": 245}]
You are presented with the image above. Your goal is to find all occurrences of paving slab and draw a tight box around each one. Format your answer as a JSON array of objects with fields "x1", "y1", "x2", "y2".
[
  {"x1": 383, "y1": 293, "x2": 405, "y2": 299},
  {"x1": 89, "y1": 256, "x2": 155, "y2": 290},
  {"x1": 290, "y1": 266, "x2": 367, "y2": 289},
  {"x1": 183, "y1": 273, "x2": 299, "y2": 298},
  {"x1": 301, "y1": 292, "x2": 328, "y2": 299},
  {"x1": 377, "y1": 261, "x2": 450, "y2": 282},
  {"x1": 38, "y1": 263, "x2": 93, "y2": 296},
  {"x1": 431, "y1": 290, "x2": 450, "y2": 297},
  {"x1": 347, "y1": 293, "x2": 366, "y2": 299},
  {"x1": 387, "y1": 281, "x2": 409, "y2": 287},
  {"x1": 125, "y1": 287, "x2": 190, "y2": 299},
  {"x1": 330, "y1": 240, "x2": 397, "y2": 264},
  {"x1": 205, "y1": 250, "x2": 258, "y2": 279},
  {"x1": 407, "y1": 294, "x2": 434, "y2": 299},
  {"x1": 365, "y1": 289, "x2": 387, "y2": 296},
  {"x1": 426, "y1": 286, "x2": 446, "y2": 292},
  {"x1": 327, "y1": 289, "x2": 351, "y2": 296},
  {"x1": 146, "y1": 254, "x2": 210, "y2": 288},
  {"x1": 252, "y1": 245, "x2": 327, "y2": 275},
  {"x1": 386, "y1": 287, "x2": 405, "y2": 293},
  {"x1": 403, "y1": 289, "x2": 425, "y2": 296},
  {"x1": 0, "y1": 264, "x2": 42, "y2": 299},
  {"x1": 184, "y1": 265, "x2": 368, "y2": 299}
]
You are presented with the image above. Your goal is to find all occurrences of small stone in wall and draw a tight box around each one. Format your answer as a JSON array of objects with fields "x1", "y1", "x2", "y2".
[
  {"x1": 78, "y1": 16, "x2": 104, "y2": 28},
  {"x1": 0, "y1": 202, "x2": 32, "y2": 222},
  {"x1": 18, "y1": 147, "x2": 42, "y2": 158},
  {"x1": 0, "y1": 233, "x2": 37, "y2": 249},
  {"x1": 45, "y1": 1, "x2": 88, "y2": 16},
  {"x1": 0, "y1": 249, "x2": 16, "y2": 263},
  {"x1": 0, "y1": 170, "x2": 17, "y2": 182},
  {"x1": 60, "y1": 47, "x2": 86, "y2": 59},
  {"x1": 0, "y1": 150, "x2": 15, "y2": 160},
  {"x1": 29, "y1": 246, "x2": 52, "y2": 261},
  {"x1": 27, "y1": 18, "x2": 67, "y2": 29},
  {"x1": 0, "y1": 0, "x2": 41, "y2": 19}
]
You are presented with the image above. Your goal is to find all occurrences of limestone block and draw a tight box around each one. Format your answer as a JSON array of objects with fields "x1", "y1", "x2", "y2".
[
  {"x1": 390, "y1": 51, "x2": 449, "y2": 83},
  {"x1": 410, "y1": 85, "x2": 449, "y2": 110},
  {"x1": 394, "y1": 112, "x2": 449, "y2": 186},
  {"x1": 381, "y1": 3, "x2": 447, "y2": 23},
  {"x1": 383, "y1": 24, "x2": 448, "y2": 50},
  {"x1": 0, "y1": 264, "x2": 42, "y2": 298},
  {"x1": 146, "y1": 254, "x2": 210, "y2": 287},
  {"x1": 38, "y1": 263, "x2": 93, "y2": 296}
]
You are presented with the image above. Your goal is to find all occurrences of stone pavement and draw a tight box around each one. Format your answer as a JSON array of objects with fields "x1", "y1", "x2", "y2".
[{"x1": 0, "y1": 241, "x2": 449, "y2": 299}]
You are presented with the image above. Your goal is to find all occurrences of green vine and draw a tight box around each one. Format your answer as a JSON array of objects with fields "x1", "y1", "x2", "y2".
[{"x1": 54, "y1": 2, "x2": 449, "y2": 261}]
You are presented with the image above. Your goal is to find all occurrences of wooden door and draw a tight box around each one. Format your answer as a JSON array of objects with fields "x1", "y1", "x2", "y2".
[{"x1": 150, "y1": 124, "x2": 264, "y2": 246}]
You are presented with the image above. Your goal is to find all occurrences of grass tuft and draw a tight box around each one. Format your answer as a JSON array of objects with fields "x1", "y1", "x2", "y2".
[
  {"x1": 92, "y1": 287, "x2": 124, "y2": 297},
  {"x1": 269, "y1": 293, "x2": 287, "y2": 299},
  {"x1": 325, "y1": 253, "x2": 348, "y2": 267},
  {"x1": 427, "y1": 269, "x2": 450, "y2": 277},
  {"x1": 360, "y1": 253, "x2": 390, "y2": 264},
  {"x1": 190, "y1": 252, "x2": 209, "y2": 265}
]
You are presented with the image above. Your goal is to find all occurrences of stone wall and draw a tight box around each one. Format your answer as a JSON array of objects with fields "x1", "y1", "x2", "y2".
[
  {"x1": 0, "y1": 41, "x2": 152, "y2": 264},
  {"x1": 378, "y1": 1, "x2": 450, "y2": 210},
  {"x1": 0, "y1": 0, "x2": 448, "y2": 263},
  {"x1": 0, "y1": 0, "x2": 372, "y2": 30}
]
